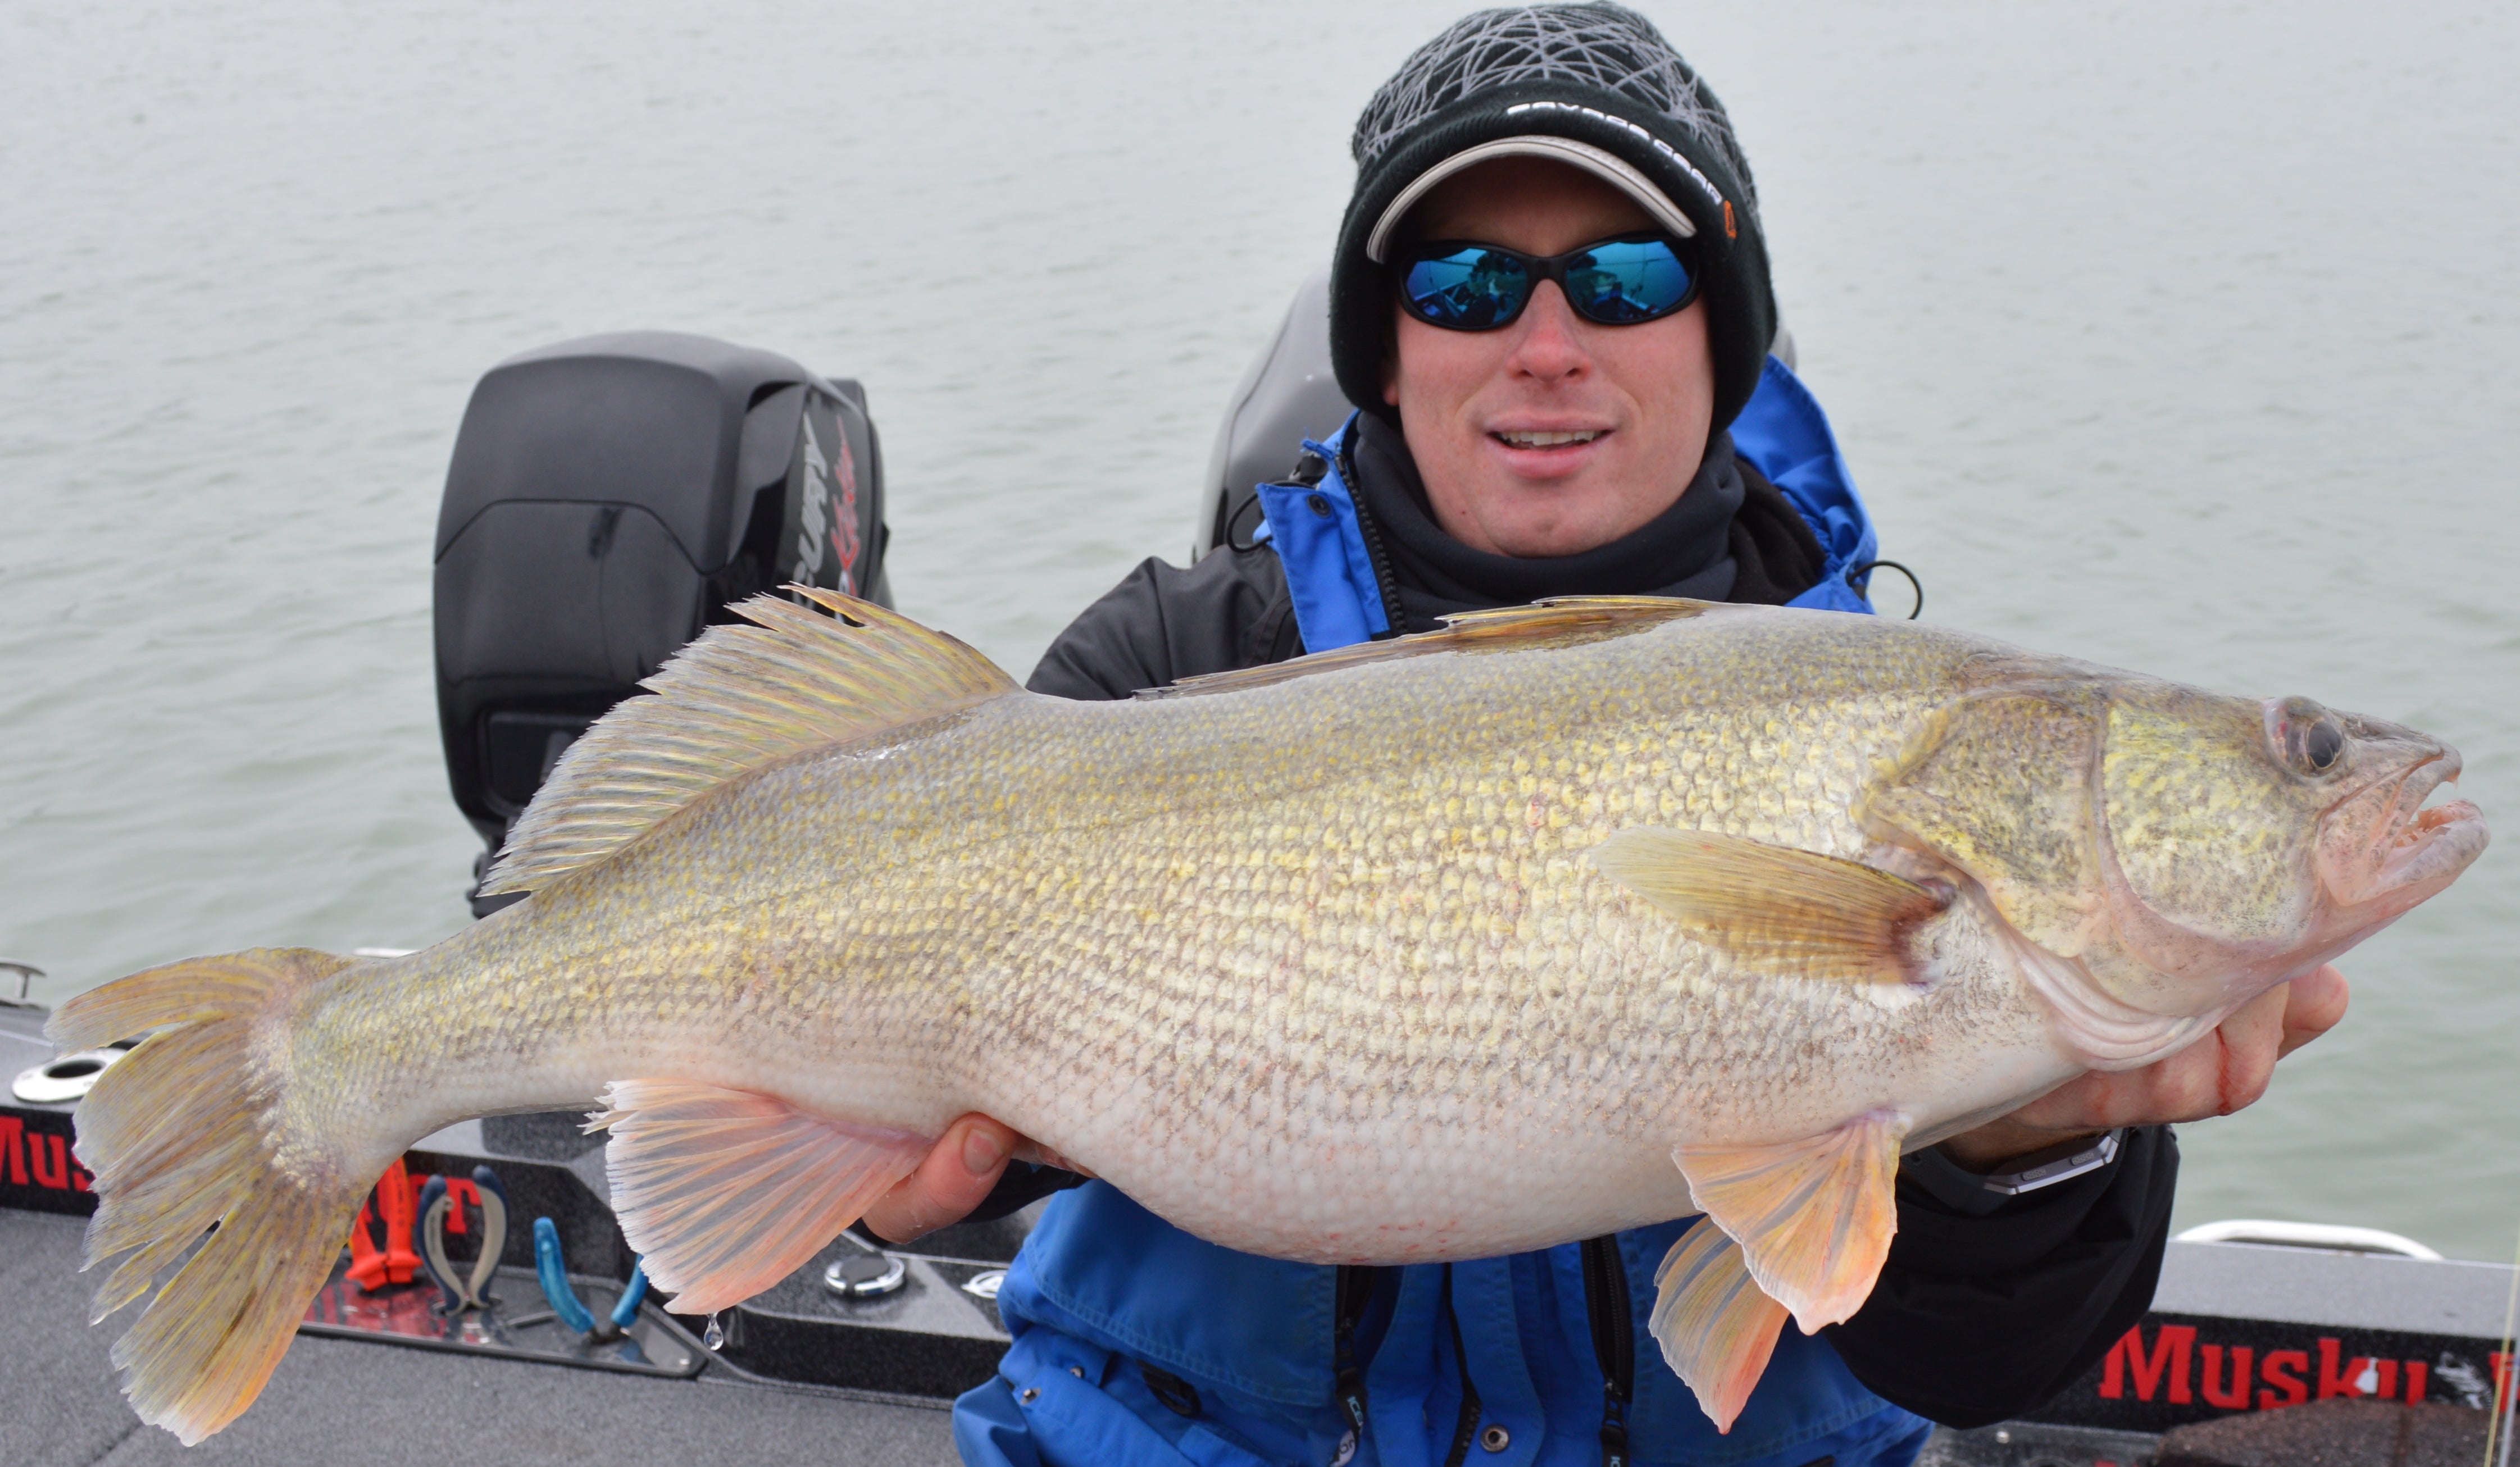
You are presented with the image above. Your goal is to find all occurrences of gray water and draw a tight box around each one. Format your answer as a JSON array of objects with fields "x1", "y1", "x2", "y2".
[{"x1": 4, "y1": 2, "x2": 2516, "y2": 1260}]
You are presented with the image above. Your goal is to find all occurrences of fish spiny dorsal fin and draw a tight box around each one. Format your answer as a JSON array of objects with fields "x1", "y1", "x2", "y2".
[
  {"x1": 1148, "y1": 595, "x2": 1722, "y2": 700},
  {"x1": 481, "y1": 589, "x2": 1018, "y2": 896}
]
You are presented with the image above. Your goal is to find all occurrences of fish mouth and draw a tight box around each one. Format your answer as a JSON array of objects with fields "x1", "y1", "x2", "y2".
[
  {"x1": 2373, "y1": 790, "x2": 2485, "y2": 892},
  {"x1": 2325, "y1": 746, "x2": 2489, "y2": 914}
]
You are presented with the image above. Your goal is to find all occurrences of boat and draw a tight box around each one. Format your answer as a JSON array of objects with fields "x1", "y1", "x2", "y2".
[{"x1": 3, "y1": 303, "x2": 2513, "y2": 1467}]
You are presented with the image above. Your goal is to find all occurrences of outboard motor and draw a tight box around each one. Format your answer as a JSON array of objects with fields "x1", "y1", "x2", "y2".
[{"x1": 434, "y1": 331, "x2": 889, "y2": 914}]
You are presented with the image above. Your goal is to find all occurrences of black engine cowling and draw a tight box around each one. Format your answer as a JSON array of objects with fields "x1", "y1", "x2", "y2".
[{"x1": 433, "y1": 331, "x2": 888, "y2": 912}]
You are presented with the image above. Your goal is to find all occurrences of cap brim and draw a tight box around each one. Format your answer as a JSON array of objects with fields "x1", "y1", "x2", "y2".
[{"x1": 1364, "y1": 135, "x2": 1699, "y2": 263}]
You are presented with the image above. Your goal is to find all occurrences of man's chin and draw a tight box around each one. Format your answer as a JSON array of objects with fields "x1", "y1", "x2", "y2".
[{"x1": 1480, "y1": 509, "x2": 1630, "y2": 559}]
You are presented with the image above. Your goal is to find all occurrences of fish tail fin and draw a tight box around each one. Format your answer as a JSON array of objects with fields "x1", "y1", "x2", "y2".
[{"x1": 50, "y1": 947, "x2": 369, "y2": 1445}]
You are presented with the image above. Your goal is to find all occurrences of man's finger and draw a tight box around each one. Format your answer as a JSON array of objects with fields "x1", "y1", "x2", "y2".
[
  {"x1": 2204, "y1": 988, "x2": 2286, "y2": 1117},
  {"x1": 2277, "y1": 964, "x2": 2350, "y2": 1058},
  {"x1": 861, "y1": 1113, "x2": 1024, "y2": 1243}
]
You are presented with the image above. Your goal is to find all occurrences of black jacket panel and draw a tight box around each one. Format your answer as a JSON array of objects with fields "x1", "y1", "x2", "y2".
[
  {"x1": 1830, "y1": 1128, "x2": 2178, "y2": 1427},
  {"x1": 1025, "y1": 546, "x2": 1300, "y2": 700}
]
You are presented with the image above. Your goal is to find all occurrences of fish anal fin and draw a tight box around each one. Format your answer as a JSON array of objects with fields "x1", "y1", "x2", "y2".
[
  {"x1": 1151, "y1": 596, "x2": 1719, "y2": 699},
  {"x1": 588, "y1": 1079, "x2": 930, "y2": 1315},
  {"x1": 1650, "y1": 1217, "x2": 1791, "y2": 1433},
  {"x1": 482, "y1": 589, "x2": 1020, "y2": 896},
  {"x1": 1591, "y1": 827, "x2": 1946, "y2": 984},
  {"x1": 1673, "y1": 1109, "x2": 1909, "y2": 1336}
]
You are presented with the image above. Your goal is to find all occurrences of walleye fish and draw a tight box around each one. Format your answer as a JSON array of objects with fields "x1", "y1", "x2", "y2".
[{"x1": 57, "y1": 591, "x2": 2483, "y2": 1442}]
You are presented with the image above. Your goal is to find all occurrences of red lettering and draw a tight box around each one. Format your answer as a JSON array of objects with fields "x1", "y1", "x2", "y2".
[
  {"x1": 29, "y1": 1132, "x2": 70, "y2": 1190},
  {"x1": 2318, "y1": 1337, "x2": 2381, "y2": 1400},
  {"x1": 71, "y1": 1155, "x2": 91, "y2": 1191},
  {"x1": 0, "y1": 1116, "x2": 24, "y2": 1184},
  {"x1": 2260, "y1": 1349, "x2": 2310, "y2": 1409},
  {"x1": 443, "y1": 1176, "x2": 479, "y2": 1235},
  {"x1": 2200, "y1": 1345, "x2": 2254, "y2": 1409},
  {"x1": 2404, "y1": 1360, "x2": 2428, "y2": 1404},
  {"x1": 2100, "y1": 1325, "x2": 2195, "y2": 1402}
]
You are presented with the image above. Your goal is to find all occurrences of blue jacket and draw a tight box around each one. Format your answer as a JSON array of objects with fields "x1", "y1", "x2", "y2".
[{"x1": 956, "y1": 359, "x2": 1933, "y2": 1467}]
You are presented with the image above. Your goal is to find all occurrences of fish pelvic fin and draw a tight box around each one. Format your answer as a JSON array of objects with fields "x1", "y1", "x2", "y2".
[
  {"x1": 49, "y1": 947, "x2": 369, "y2": 1445},
  {"x1": 481, "y1": 589, "x2": 1020, "y2": 897},
  {"x1": 1649, "y1": 1217, "x2": 1791, "y2": 1433},
  {"x1": 587, "y1": 1080, "x2": 929, "y2": 1316},
  {"x1": 1149, "y1": 596, "x2": 1718, "y2": 699},
  {"x1": 1673, "y1": 1109, "x2": 1909, "y2": 1337},
  {"x1": 1589, "y1": 827, "x2": 1947, "y2": 984}
]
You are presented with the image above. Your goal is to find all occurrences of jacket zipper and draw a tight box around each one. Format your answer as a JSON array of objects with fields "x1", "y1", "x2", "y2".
[
  {"x1": 1337, "y1": 432, "x2": 1408, "y2": 640},
  {"x1": 1334, "y1": 1264, "x2": 1376, "y2": 1452},
  {"x1": 1580, "y1": 1236, "x2": 1635, "y2": 1467}
]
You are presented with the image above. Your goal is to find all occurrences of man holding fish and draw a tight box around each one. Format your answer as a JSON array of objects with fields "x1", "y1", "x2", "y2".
[
  {"x1": 884, "y1": 7, "x2": 2355, "y2": 1466},
  {"x1": 61, "y1": 3, "x2": 2474, "y2": 1460}
]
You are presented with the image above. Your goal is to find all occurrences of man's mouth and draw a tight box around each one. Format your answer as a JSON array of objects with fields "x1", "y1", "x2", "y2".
[{"x1": 1493, "y1": 430, "x2": 1604, "y2": 449}]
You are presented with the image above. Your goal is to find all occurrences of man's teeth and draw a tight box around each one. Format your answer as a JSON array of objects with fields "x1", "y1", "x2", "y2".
[{"x1": 1498, "y1": 430, "x2": 1602, "y2": 448}]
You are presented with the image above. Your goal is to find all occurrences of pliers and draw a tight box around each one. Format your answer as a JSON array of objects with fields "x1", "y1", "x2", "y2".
[
  {"x1": 532, "y1": 1215, "x2": 651, "y2": 1342},
  {"x1": 345, "y1": 1157, "x2": 423, "y2": 1291},
  {"x1": 414, "y1": 1165, "x2": 508, "y2": 1315}
]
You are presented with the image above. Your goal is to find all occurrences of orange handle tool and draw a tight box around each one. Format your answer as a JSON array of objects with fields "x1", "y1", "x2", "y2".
[{"x1": 377, "y1": 1157, "x2": 420, "y2": 1284}]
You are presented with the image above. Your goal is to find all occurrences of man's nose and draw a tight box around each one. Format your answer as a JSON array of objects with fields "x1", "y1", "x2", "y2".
[{"x1": 1507, "y1": 281, "x2": 1591, "y2": 382}]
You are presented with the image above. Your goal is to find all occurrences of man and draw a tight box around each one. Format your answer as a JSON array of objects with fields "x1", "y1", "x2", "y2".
[{"x1": 864, "y1": 8, "x2": 2348, "y2": 1465}]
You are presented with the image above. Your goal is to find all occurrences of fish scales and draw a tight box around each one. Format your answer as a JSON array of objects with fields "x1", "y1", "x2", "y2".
[
  {"x1": 59, "y1": 592, "x2": 2485, "y2": 1442},
  {"x1": 282, "y1": 609, "x2": 2051, "y2": 1258}
]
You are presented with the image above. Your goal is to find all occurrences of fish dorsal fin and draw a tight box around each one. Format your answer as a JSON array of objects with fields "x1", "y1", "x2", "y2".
[
  {"x1": 1590, "y1": 827, "x2": 1948, "y2": 984},
  {"x1": 1147, "y1": 596, "x2": 1719, "y2": 700},
  {"x1": 481, "y1": 589, "x2": 1018, "y2": 896},
  {"x1": 1672, "y1": 1108, "x2": 1910, "y2": 1337}
]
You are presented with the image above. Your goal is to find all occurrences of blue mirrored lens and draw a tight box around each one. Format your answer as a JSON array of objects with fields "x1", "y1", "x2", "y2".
[
  {"x1": 1564, "y1": 239, "x2": 1693, "y2": 324},
  {"x1": 1400, "y1": 247, "x2": 1532, "y2": 330}
]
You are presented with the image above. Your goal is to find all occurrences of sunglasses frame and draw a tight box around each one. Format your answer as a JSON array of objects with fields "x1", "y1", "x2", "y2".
[{"x1": 1391, "y1": 232, "x2": 1702, "y2": 332}]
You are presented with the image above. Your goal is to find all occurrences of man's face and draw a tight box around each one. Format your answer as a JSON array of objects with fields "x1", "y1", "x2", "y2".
[{"x1": 1381, "y1": 157, "x2": 1717, "y2": 559}]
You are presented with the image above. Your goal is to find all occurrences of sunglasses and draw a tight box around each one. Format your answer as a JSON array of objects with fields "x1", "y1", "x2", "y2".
[{"x1": 1394, "y1": 233, "x2": 1700, "y2": 331}]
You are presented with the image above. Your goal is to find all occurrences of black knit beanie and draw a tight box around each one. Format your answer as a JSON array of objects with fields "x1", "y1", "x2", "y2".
[{"x1": 1330, "y1": 3, "x2": 1775, "y2": 433}]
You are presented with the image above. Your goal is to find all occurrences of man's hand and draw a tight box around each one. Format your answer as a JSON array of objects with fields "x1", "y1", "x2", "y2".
[
  {"x1": 1939, "y1": 964, "x2": 2351, "y2": 1172},
  {"x1": 862, "y1": 1114, "x2": 1082, "y2": 1243}
]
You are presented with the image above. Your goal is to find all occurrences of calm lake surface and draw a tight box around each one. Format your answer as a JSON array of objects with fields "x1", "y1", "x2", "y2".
[{"x1": 5, "y1": 2, "x2": 2515, "y2": 1258}]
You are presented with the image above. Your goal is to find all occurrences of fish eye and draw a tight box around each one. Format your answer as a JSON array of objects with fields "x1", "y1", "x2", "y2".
[{"x1": 2267, "y1": 697, "x2": 2349, "y2": 776}]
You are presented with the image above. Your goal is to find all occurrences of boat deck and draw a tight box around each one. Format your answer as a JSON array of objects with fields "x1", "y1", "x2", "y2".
[
  {"x1": 8, "y1": 1001, "x2": 2515, "y2": 1467},
  {"x1": 1, "y1": 1206, "x2": 960, "y2": 1466}
]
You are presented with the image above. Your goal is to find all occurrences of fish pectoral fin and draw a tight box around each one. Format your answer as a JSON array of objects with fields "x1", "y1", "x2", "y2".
[
  {"x1": 1589, "y1": 827, "x2": 1945, "y2": 984},
  {"x1": 588, "y1": 1079, "x2": 930, "y2": 1316},
  {"x1": 1672, "y1": 1108, "x2": 1909, "y2": 1336},
  {"x1": 1650, "y1": 1217, "x2": 1791, "y2": 1434}
]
